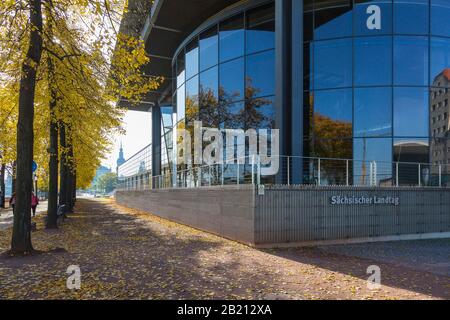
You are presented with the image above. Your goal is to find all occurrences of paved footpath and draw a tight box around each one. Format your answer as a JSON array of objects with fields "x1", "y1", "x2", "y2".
[
  {"x1": 0, "y1": 198, "x2": 448, "y2": 300},
  {"x1": 0, "y1": 201, "x2": 48, "y2": 231}
]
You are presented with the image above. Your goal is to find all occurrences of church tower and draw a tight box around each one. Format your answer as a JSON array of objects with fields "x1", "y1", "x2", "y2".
[{"x1": 116, "y1": 142, "x2": 126, "y2": 175}]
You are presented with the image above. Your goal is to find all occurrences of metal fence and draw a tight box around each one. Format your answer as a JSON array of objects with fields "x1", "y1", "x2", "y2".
[{"x1": 117, "y1": 155, "x2": 450, "y2": 191}]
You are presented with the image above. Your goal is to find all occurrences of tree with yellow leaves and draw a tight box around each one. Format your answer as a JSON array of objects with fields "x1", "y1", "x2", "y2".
[{"x1": 0, "y1": 0, "x2": 159, "y2": 255}]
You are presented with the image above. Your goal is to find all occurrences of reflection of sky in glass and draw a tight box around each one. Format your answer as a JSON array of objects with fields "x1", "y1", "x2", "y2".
[
  {"x1": 314, "y1": 7, "x2": 352, "y2": 40},
  {"x1": 185, "y1": 44, "x2": 199, "y2": 80},
  {"x1": 431, "y1": 0, "x2": 450, "y2": 37},
  {"x1": 354, "y1": 138, "x2": 393, "y2": 185},
  {"x1": 430, "y1": 37, "x2": 450, "y2": 86},
  {"x1": 176, "y1": 84, "x2": 185, "y2": 122},
  {"x1": 200, "y1": 28, "x2": 218, "y2": 72},
  {"x1": 199, "y1": 66, "x2": 218, "y2": 101},
  {"x1": 394, "y1": 0, "x2": 429, "y2": 34},
  {"x1": 394, "y1": 87, "x2": 429, "y2": 137},
  {"x1": 219, "y1": 58, "x2": 244, "y2": 102},
  {"x1": 354, "y1": 88, "x2": 392, "y2": 137},
  {"x1": 220, "y1": 16, "x2": 245, "y2": 63},
  {"x1": 354, "y1": 37, "x2": 392, "y2": 86},
  {"x1": 314, "y1": 39, "x2": 352, "y2": 89},
  {"x1": 314, "y1": 89, "x2": 352, "y2": 122},
  {"x1": 246, "y1": 50, "x2": 275, "y2": 98},
  {"x1": 394, "y1": 36, "x2": 429, "y2": 86}
]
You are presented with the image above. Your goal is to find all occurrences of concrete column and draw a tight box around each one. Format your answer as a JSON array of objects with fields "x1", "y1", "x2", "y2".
[
  {"x1": 275, "y1": 0, "x2": 292, "y2": 184},
  {"x1": 151, "y1": 105, "x2": 162, "y2": 179},
  {"x1": 290, "y1": 0, "x2": 304, "y2": 185}
]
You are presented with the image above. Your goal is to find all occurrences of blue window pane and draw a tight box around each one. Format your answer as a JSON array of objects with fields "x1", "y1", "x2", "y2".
[
  {"x1": 314, "y1": 0, "x2": 352, "y2": 40},
  {"x1": 355, "y1": 88, "x2": 392, "y2": 138},
  {"x1": 354, "y1": 37, "x2": 392, "y2": 86},
  {"x1": 431, "y1": 0, "x2": 450, "y2": 37},
  {"x1": 185, "y1": 39, "x2": 199, "y2": 80},
  {"x1": 199, "y1": 66, "x2": 218, "y2": 106},
  {"x1": 246, "y1": 50, "x2": 275, "y2": 99},
  {"x1": 394, "y1": 36, "x2": 429, "y2": 86},
  {"x1": 185, "y1": 76, "x2": 199, "y2": 123},
  {"x1": 314, "y1": 38, "x2": 352, "y2": 89},
  {"x1": 313, "y1": 89, "x2": 353, "y2": 138},
  {"x1": 219, "y1": 57, "x2": 244, "y2": 103},
  {"x1": 220, "y1": 14, "x2": 244, "y2": 63},
  {"x1": 200, "y1": 26, "x2": 218, "y2": 72},
  {"x1": 355, "y1": 0, "x2": 393, "y2": 36},
  {"x1": 246, "y1": 3, "x2": 275, "y2": 54},
  {"x1": 354, "y1": 138, "x2": 393, "y2": 186},
  {"x1": 304, "y1": 43, "x2": 313, "y2": 91},
  {"x1": 394, "y1": 87, "x2": 429, "y2": 137},
  {"x1": 394, "y1": 0, "x2": 429, "y2": 35},
  {"x1": 245, "y1": 96, "x2": 275, "y2": 129},
  {"x1": 430, "y1": 37, "x2": 450, "y2": 87}
]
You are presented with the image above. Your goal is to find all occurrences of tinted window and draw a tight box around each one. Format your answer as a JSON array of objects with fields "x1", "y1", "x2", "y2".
[
  {"x1": 219, "y1": 57, "x2": 244, "y2": 104},
  {"x1": 220, "y1": 14, "x2": 245, "y2": 62},
  {"x1": 430, "y1": 37, "x2": 450, "y2": 87},
  {"x1": 354, "y1": 138, "x2": 393, "y2": 185},
  {"x1": 246, "y1": 3, "x2": 275, "y2": 54},
  {"x1": 431, "y1": 0, "x2": 450, "y2": 37},
  {"x1": 245, "y1": 96, "x2": 275, "y2": 130},
  {"x1": 394, "y1": 0, "x2": 429, "y2": 35},
  {"x1": 246, "y1": 50, "x2": 275, "y2": 99},
  {"x1": 394, "y1": 87, "x2": 429, "y2": 137},
  {"x1": 354, "y1": 37, "x2": 392, "y2": 86},
  {"x1": 313, "y1": 89, "x2": 353, "y2": 138},
  {"x1": 185, "y1": 76, "x2": 199, "y2": 123},
  {"x1": 354, "y1": 87, "x2": 392, "y2": 138},
  {"x1": 314, "y1": 0, "x2": 353, "y2": 40},
  {"x1": 185, "y1": 39, "x2": 199, "y2": 80},
  {"x1": 354, "y1": 0, "x2": 392, "y2": 36},
  {"x1": 200, "y1": 26, "x2": 218, "y2": 71},
  {"x1": 314, "y1": 38, "x2": 352, "y2": 89},
  {"x1": 394, "y1": 36, "x2": 429, "y2": 86},
  {"x1": 199, "y1": 66, "x2": 218, "y2": 106}
]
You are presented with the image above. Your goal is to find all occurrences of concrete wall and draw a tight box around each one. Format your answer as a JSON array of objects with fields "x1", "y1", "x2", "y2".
[
  {"x1": 115, "y1": 185, "x2": 256, "y2": 245},
  {"x1": 255, "y1": 186, "x2": 450, "y2": 247},
  {"x1": 116, "y1": 185, "x2": 450, "y2": 248}
]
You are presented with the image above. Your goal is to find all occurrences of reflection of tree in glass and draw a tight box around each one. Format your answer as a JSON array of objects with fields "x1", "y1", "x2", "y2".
[{"x1": 311, "y1": 113, "x2": 352, "y2": 185}]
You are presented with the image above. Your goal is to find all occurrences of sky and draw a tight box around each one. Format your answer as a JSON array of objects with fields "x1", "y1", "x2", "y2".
[{"x1": 102, "y1": 110, "x2": 152, "y2": 171}]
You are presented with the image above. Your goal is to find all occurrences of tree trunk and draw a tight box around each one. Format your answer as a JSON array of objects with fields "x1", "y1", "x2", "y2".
[
  {"x1": 0, "y1": 163, "x2": 5, "y2": 208},
  {"x1": 59, "y1": 122, "x2": 68, "y2": 212},
  {"x1": 65, "y1": 134, "x2": 74, "y2": 213},
  {"x1": 11, "y1": 0, "x2": 43, "y2": 255},
  {"x1": 11, "y1": 161, "x2": 16, "y2": 194},
  {"x1": 46, "y1": 61, "x2": 59, "y2": 229}
]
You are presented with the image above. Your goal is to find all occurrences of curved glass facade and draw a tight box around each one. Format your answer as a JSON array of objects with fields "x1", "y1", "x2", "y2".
[
  {"x1": 173, "y1": 2, "x2": 276, "y2": 134},
  {"x1": 304, "y1": 0, "x2": 450, "y2": 185}
]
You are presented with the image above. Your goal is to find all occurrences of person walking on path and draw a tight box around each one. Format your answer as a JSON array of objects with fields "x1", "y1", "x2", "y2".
[
  {"x1": 9, "y1": 192, "x2": 16, "y2": 212},
  {"x1": 31, "y1": 192, "x2": 39, "y2": 217}
]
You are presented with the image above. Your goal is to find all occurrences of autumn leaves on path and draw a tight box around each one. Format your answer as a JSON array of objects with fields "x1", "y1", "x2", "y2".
[{"x1": 0, "y1": 199, "x2": 448, "y2": 300}]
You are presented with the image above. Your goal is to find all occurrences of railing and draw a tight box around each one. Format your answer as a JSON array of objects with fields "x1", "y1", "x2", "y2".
[
  {"x1": 117, "y1": 144, "x2": 152, "y2": 178},
  {"x1": 117, "y1": 155, "x2": 450, "y2": 191}
]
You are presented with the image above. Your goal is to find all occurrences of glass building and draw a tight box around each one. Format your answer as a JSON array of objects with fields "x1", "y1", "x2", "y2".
[{"x1": 120, "y1": 0, "x2": 450, "y2": 186}]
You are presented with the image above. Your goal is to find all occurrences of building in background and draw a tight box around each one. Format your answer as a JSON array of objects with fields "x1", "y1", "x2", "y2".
[{"x1": 117, "y1": 0, "x2": 450, "y2": 187}]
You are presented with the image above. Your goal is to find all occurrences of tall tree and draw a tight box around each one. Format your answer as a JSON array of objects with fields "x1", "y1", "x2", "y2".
[{"x1": 11, "y1": 0, "x2": 43, "y2": 255}]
